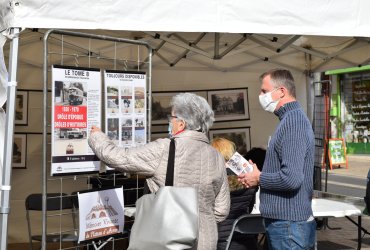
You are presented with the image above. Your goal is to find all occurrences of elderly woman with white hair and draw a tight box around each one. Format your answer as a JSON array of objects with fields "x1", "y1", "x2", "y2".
[{"x1": 88, "y1": 92, "x2": 230, "y2": 250}]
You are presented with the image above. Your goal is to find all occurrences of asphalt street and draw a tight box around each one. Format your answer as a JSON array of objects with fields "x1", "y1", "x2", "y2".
[{"x1": 324, "y1": 173, "x2": 367, "y2": 198}]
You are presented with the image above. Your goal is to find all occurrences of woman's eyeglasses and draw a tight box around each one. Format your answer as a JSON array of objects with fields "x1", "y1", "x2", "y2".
[{"x1": 167, "y1": 115, "x2": 178, "y2": 122}]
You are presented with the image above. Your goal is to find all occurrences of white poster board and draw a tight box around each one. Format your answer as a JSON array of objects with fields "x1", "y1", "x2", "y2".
[
  {"x1": 104, "y1": 70, "x2": 147, "y2": 170},
  {"x1": 77, "y1": 187, "x2": 125, "y2": 243},
  {"x1": 51, "y1": 65, "x2": 101, "y2": 175}
]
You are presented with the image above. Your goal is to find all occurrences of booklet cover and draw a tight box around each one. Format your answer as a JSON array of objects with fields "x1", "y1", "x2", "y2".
[{"x1": 225, "y1": 152, "x2": 253, "y2": 175}]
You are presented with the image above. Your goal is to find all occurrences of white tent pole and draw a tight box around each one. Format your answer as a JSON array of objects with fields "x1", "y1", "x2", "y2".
[
  {"x1": 0, "y1": 27, "x2": 20, "y2": 250},
  {"x1": 147, "y1": 47, "x2": 152, "y2": 141}
]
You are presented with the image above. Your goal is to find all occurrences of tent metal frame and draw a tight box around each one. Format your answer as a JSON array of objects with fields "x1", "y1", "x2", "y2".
[
  {"x1": 42, "y1": 29, "x2": 152, "y2": 250},
  {"x1": 5, "y1": 29, "x2": 370, "y2": 74}
]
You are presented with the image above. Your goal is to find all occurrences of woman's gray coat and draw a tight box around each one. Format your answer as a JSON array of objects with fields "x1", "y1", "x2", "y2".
[{"x1": 88, "y1": 130, "x2": 230, "y2": 250}]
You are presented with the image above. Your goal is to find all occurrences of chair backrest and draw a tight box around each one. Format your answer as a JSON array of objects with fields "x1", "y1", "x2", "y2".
[
  {"x1": 25, "y1": 193, "x2": 78, "y2": 250},
  {"x1": 233, "y1": 214, "x2": 265, "y2": 234},
  {"x1": 225, "y1": 214, "x2": 265, "y2": 250},
  {"x1": 70, "y1": 191, "x2": 79, "y2": 209},
  {"x1": 25, "y1": 193, "x2": 73, "y2": 211}
]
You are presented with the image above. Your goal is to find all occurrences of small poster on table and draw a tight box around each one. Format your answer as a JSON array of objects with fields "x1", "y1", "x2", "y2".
[
  {"x1": 51, "y1": 65, "x2": 101, "y2": 175},
  {"x1": 77, "y1": 187, "x2": 125, "y2": 243}
]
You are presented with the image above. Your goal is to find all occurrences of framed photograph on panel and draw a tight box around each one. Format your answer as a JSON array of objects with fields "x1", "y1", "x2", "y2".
[
  {"x1": 152, "y1": 91, "x2": 207, "y2": 125},
  {"x1": 208, "y1": 88, "x2": 249, "y2": 122},
  {"x1": 12, "y1": 134, "x2": 27, "y2": 168},
  {"x1": 150, "y1": 132, "x2": 169, "y2": 141},
  {"x1": 15, "y1": 90, "x2": 29, "y2": 125},
  {"x1": 209, "y1": 127, "x2": 251, "y2": 156}
]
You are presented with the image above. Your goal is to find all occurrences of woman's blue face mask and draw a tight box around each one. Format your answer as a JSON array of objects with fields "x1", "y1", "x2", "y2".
[
  {"x1": 168, "y1": 122, "x2": 173, "y2": 137},
  {"x1": 167, "y1": 114, "x2": 178, "y2": 137}
]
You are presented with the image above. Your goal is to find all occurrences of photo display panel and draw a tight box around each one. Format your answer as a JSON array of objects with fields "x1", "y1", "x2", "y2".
[
  {"x1": 51, "y1": 65, "x2": 101, "y2": 175},
  {"x1": 104, "y1": 70, "x2": 147, "y2": 170}
]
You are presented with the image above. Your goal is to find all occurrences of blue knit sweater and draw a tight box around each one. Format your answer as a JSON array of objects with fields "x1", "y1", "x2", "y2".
[{"x1": 259, "y1": 101, "x2": 314, "y2": 221}]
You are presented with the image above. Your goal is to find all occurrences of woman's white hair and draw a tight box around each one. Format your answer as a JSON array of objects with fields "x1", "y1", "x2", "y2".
[{"x1": 171, "y1": 92, "x2": 215, "y2": 133}]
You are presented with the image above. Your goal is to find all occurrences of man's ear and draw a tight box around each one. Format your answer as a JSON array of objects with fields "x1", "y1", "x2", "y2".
[{"x1": 279, "y1": 87, "x2": 287, "y2": 98}]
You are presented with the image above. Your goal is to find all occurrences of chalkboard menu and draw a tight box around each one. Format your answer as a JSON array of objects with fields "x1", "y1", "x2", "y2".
[
  {"x1": 343, "y1": 77, "x2": 370, "y2": 146},
  {"x1": 328, "y1": 138, "x2": 348, "y2": 169},
  {"x1": 351, "y1": 79, "x2": 370, "y2": 140}
]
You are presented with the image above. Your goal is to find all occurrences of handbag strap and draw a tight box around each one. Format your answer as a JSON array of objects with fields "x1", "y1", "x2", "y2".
[{"x1": 165, "y1": 139, "x2": 176, "y2": 186}]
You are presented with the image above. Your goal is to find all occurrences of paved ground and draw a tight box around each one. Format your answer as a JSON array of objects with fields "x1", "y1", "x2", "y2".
[
  {"x1": 330, "y1": 155, "x2": 369, "y2": 178},
  {"x1": 316, "y1": 154, "x2": 370, "y2": 249}
]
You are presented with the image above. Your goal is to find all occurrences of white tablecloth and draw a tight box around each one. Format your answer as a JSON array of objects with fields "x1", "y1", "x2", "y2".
[
  {"x1": 126, "y1": 197, "x2": 363, "y2": 218},
  {"x1": 312, "y1": 198, "x2": 362, "y2": 217},
  {"x1": 251, "y1": 191, "x2": 362, "y2": 218}
]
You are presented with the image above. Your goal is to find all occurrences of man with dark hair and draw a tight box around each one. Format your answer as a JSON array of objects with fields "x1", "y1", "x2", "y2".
[{"x1": 238, "y1": 69, "x2": 316, "y2": 250}]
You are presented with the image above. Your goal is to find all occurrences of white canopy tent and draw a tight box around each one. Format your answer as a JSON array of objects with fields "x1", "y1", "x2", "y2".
[
  {"x1": 2, "y1": 0, "x2": 370, "y2": 76},
  {"x1": 3, "y1": 0, "x2": 370, "y2": 36},
  {"x1": 1, "y1": 0, "x2": 370, "y2": 79},
  {"x1": 2, "y1": 0, "x2": 370, "y2": 249}
]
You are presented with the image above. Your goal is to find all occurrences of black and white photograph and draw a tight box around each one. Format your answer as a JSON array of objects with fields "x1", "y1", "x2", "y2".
[
  {"x1": 107, "y1": 118, "x2": 119, "y2": 143},
  {"x1": 135, "y1": 117, "x2": 145, "y2": 128},
  {"x1": 152, "y1": 91, "x2": 207, "y2": 125},
  {"x1": 135, "y1": 127, "x2": 146, "y2": 144},
  {"x1": 151, "y1": 92, "x2": 177, "y2": 125},
  {"x1": 209, "y1": 127, "x2": 251, "y2": 156},
  {"x1": 107, "y1": 86, "x2": 119, "y2": 114},
  {"x1": 15, "y1": 90, "x2": 28, "y2": 125},
  {"x1": 53, "y1": 128, "x2": 88, "y2": 155},
  {"x1": 121, "y1": 86, "x2": 133, "y2": 114},
  {"x1": 121, "y1": 126, "x2": 133, "y2": 145},
  {"x1": 54, "y1": 81, "x2": 87, "y2": 106},
  {"x1": 134, "y1": 87, "x2": 145, "y2": 114},
  {"x1": 12, "y1": 134, "x2": 27, "y2": 168},
  {"x1": 208, "y1": 88, "x2": 249, "y2": 121}
]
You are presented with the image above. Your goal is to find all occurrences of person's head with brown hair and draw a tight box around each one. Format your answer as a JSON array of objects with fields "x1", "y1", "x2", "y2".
[{"x1": 211, "y1": 137, "x2": 236, "y2": 162}]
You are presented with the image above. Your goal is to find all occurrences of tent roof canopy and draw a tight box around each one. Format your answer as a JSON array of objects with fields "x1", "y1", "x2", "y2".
[
  {"x1": 2, "y1": 0, "x2": 370, "y2": 73},
  {"x1": 3, "y1": 0, "x2": 370, "y2": 37}
]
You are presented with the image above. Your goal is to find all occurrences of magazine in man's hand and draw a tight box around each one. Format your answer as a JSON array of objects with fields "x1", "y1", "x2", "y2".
[{"x1": 225, "y1": 152, "x2": 253, "y2": 175}]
